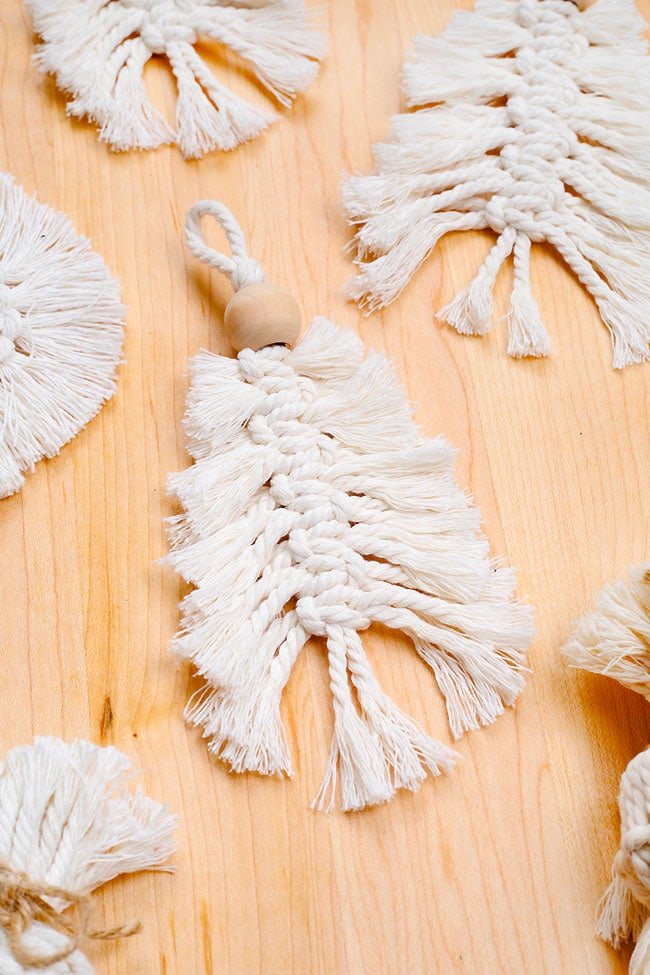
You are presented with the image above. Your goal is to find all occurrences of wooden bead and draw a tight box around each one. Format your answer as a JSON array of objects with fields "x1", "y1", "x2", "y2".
[{"x1": 224, "y1": 283, "x2": 301, "y2": 352}]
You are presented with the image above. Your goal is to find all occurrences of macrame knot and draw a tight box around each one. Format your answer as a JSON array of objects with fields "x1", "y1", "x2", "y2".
[
  {"x1": 137, "y1": 2, "x2": 197, "y2": 55},
  {"x1": 230, "y1": 257, "x2": 266, "y2": 293},
  {"x1": 0, "y1": 863, "x2": 141, "y2": 969},
  {"x1": 0, "y1": 288, "x2": 23, "y2": 364},
  {"x1": 617, "y1": 825, "x2": 650, "y2": 906}
]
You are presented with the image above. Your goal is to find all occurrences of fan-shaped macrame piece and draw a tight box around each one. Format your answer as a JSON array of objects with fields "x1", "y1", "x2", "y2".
[
  {"x1": 0, "y1": 174, "x2": 124, "y2": 499},
  {"x1": 0, "y1": 737, "x2": 176, "y2": 972},
  {"x1": 168, "y1": 316, "x2": 534, "y2": 812},
  {"x1": 26, "y1": 0, "x2": 325, "y2": 159},
  {"x1": 343, "y1": 0, "x2": 650, "y2": 367},
  {"x1": 564, "y1": 564, "x2": 650, "y2": 699}
]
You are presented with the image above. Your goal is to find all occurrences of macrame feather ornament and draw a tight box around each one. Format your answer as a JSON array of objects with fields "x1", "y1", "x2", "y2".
[
  {"x1": 26, "y1": 0, "x2": 325, "y2": 159},
  {"x1": 0, "y1": 737, "x2": 176, "y2": 973},
  {"x1": 343, "y1": 0, "x2": 650, "y2": 367},
  {"x1": 0, "y1": 174, "x2": 124, "y2": 499},
  {"x1": 564, "y1": 565, "x2": 650, "y2": 971},
  {"x1": 167, "y1": 200, "x2": 534, "y2": 812}
]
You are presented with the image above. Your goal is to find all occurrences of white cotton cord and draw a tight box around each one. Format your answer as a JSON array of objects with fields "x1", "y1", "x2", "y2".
[
  {"x1": 343, "y1": 0, "x2": 650, "y2": 367},
  {"x1": 563, "y1": 564, "x2": 650, "y2": 699},
  {"x1": 597, "y1": 749, "x2": 650, "y2": 974},
  {"x1": 185, "y1": 201, "x2": 266, "y2": 293},
  {"x1": 168, "y1": 269, "x2": 534, "y2": 810},
  {"x1": 0, "y1": 737, "x2": 176, "y2": 973},
  {"x1": 26, "y1": 0, "x2": 325, "y2": 159},
  {"x1": 0, "y1": 173, "x2": 124, "y2": 500}
]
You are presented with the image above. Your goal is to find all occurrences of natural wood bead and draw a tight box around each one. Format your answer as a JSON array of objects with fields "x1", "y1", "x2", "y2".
[{"x1": 224, "y1": 283, "x2": 301, "y2": 351}]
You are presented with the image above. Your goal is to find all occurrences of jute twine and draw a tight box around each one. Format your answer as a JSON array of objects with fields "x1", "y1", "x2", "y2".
[{"x1": 0, "y1": 864, "x2": 140, "y2": 969}]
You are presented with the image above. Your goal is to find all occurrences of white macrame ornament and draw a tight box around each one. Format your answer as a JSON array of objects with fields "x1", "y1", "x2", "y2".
[
  {"x1": 564, "y1": 564, "x2": 650, "y2": 698},
  {"x1": 0, "y1": 737, "x2": 176, "y2": 973},
  {"x1": 26, "y1": 0, "x2": 325, "y2": 160},
  {"x1": 564, "y1": 565, "x2": 650, "y2": 970},
  {"x1": 343, "y1": 0, "x2": 650, "y2": 367},
  {"x1": 168, "y1": 200, "x2": 534, "y2": 813},
  {"x1": 0, "y1": 174, "x2": 124, "y2": 499}
]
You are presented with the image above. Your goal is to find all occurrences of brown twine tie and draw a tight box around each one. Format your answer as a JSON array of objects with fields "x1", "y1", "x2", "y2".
[{"x1": 0, "y1": 864, "x2": 141, "y2": 969}]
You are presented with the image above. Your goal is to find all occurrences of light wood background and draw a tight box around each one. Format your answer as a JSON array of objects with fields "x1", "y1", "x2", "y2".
[{"x1": 0, "y1": 1, "x2": 649, "y2": 972}]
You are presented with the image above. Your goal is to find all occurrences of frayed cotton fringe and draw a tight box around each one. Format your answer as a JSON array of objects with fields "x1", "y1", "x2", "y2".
[
  {"x1": 167, "y1": 317, "x2": 534, "y2": 812},
  {"x1": 26, "y1": 0, "x2": 325, "y2": 159},
  {"x1": 0, "y1": 174, "x2": 124, "y2": 500},
  {"x1": 595, "y1": 748, "x2": 650, "y2": 975},
  {"x1": 0, "y1": 737, "x2": 176, "y2": 973},
  {"x1": 343, "y1": 0, "x2": 650, "y2": 368},
  {"x1": 564, "y1": 564, "x2": 650, "y2": 699}
]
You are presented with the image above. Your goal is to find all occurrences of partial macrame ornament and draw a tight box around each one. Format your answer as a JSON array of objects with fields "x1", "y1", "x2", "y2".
[
  {"x1": 343, "y1": 0, "x2": 650, "y2": 367},
  {"x1": 564, "y1": 565, "x2": 650, "y2": 971},
  {"x1": 167, "y1": 200, "x2": 534, "y2": 813},
  {"x1": 26, "y1": 0, "x2": 325, "y2": 160},
  {"x1": 0, "y1": 737, "x2": 176, "y2": 973},
  {"x1": 0, "y1": 174, "x2": 124, "y2": 499}
]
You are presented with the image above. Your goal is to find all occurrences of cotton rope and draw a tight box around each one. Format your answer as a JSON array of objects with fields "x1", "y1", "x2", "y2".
[
  {"x1": 0, "y1": 174, "x2": 124, "y2": 499},
  {"x1": 167, "y1": 200, "x2": 534, "y2": 812},
  {"x1": 26, "y1": 0, "x2": 325, "y2": 159},
  {"x1": 0, "y1": 738, "x2": 176, "y2": 973},
  {"x1": 343, "y1": 0, "x2": 650, "y2": 367}
]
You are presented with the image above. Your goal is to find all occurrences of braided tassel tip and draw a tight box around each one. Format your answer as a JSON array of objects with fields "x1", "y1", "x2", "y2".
[
  {"x1": 0, "y1": 174, "x2": 124, "y2": 500},
  {"x1": 343, "y1": 0, "x2": 650, "y2": 367},
  {"x1": 168, "y1": 201, "x2": 535, "y2": 813},
  {"x1": 597, "y1": 750, "x2": 650, "y2": 975},
  {"x1": 26, "y1": 0, "x2": 325, "y2": 159},
  {"x1": 563, "y1": 564, "x2": 650, "y2": 699},
  {"x1": 0, "y1": 737, "x2": 176, "y2": 972}
]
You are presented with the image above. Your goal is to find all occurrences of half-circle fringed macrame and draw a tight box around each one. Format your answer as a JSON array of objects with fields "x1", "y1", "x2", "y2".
[
  {"x1": 343, "y1": 0, "x2": 650, "y2": 367},
  {"x1": 167, "y1": 200, "x2": 534, "y2": 812},
  {"x1": 0, "y1": 174, "x2": 124, "y2": 499},
  {"x1": 0, "y1": 737, "x2": 176, "y2": 973},
  {"x1": 26, "y1": 0, "x2": 325, "y2": 159}
]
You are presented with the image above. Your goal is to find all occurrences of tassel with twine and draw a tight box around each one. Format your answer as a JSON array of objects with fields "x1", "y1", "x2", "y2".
[
  {"x1": 0, "y1": 737, "x2": 176, "y2": 972},
  {"x1": 25, "y1": 0, "x2": 325, "y2": 160},
  {"x1": 564, "y1": 565, "x2": 650, "y2": 970},
  {"x1": 0, "y1": 173, "x2": 124, "y2": 499},
  {"x1": 343, "y1": 0, "x2": 650, "y2": 367},
  {"x1": 167, "y1": 200, "x2": 534, "y2": 813}
]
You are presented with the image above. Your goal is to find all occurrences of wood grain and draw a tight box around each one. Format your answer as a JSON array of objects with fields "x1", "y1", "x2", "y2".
[{"x1": 0, "y1": 1, "x2": 649, "y2": 972}]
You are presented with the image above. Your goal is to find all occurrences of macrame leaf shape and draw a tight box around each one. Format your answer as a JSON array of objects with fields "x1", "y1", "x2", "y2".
[
  {"x1": 564, "y1": 564, "x2": 650, "y2": 699},
  {"x1": 168, "y1": 317, "x2": 533, "y2": 811},
  {"x1": 0, "y1": 174, "x2": 124, "y2": 499},
  {"x1": 0, "y1": 737, "x2": 175, "y2": 973},
  {"x1": 26, "y1": 0, "x2": 325, "y2": 159},
  {"x1": 343, "y1": 0, "x2": 650, "y2": 367}
]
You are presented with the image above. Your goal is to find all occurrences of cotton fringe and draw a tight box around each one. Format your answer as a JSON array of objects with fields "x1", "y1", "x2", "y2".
[
  {"x1": 564, "y1": 566, "x2": 650, "y2": 968},
  {"x1": 563, "y1": 564, "x2": 650, "y2": 699},
  {"x1": 0, "y1": 174, "x2": 124, "y2": 500},
  {"x1": 26, "y1": 0, "x2": 325, "y2": 159},
  {"x1": 168, "y1": 315, "x2": 534, "y2": 812},
  {"x1": 343, "y1": 0, "x2": 650, "y2": 367},
  {"x1": 595, "y1": 749, "x2": 650, "y2": 975},
  {"x1": 0, "y1": 737, "x2": 176, "y2": 973}
]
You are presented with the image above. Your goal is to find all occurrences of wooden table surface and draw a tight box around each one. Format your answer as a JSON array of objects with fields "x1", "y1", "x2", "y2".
[{"x1": 1, "y1": 1, "x2": 649, "y2": 972}]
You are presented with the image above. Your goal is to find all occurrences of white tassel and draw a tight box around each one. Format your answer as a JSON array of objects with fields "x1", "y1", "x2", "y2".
[
  {"x1": 596, "y1": 749, "x2": 650, "y2": 973},
  {"x1": 168, "y1": 200, "x2": 534, "y2": 812},
  {"x1": 26, "y1": 0, "x2": 325, "y2": 159},
  {"x1": 0, "y1": 737, "x2": 176, "y2": 972},
  {"x1": 563, "y1": 564, "x2": 650, "y2": 699},
  {"x1": 343, "y1": 0, "x2": 650, "y2": 367},
  {"x1": 0, "y1": 174, "x2": 124, "y2": 499}
]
